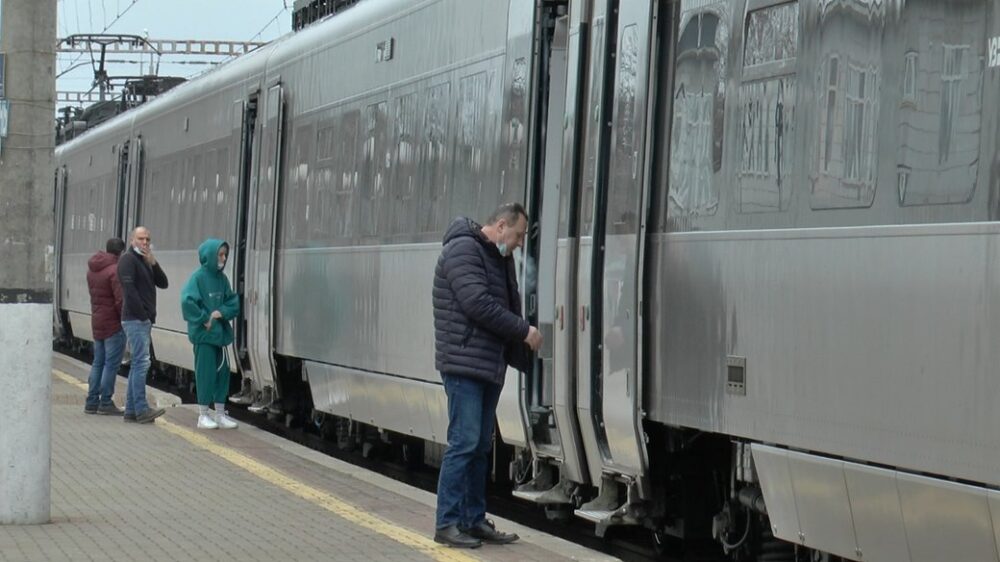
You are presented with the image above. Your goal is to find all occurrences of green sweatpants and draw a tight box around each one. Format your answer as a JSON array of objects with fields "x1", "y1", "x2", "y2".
[{"x1": 194, "y1": 344, "x2": 230, "y2": 406}]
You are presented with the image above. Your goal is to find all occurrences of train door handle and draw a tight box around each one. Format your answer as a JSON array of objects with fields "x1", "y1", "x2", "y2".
[{"x1": 580, "y1": 305, "x2": 587, "y2": 332}]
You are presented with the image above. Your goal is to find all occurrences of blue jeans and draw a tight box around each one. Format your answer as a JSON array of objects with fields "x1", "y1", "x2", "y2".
[
  {"x1": 435, "y1": 373, "x2": 502, "y2": 530},
  {"x1": 86, "y1": 330, "x2": 126, "y2": 409},
  {"x1": 121, "y1": 320, "x2": 152, "y2": 415}
]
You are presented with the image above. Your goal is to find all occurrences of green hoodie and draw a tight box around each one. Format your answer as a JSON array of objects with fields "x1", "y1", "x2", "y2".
[{"x1": 181, "y1": 239, "x2": 240, "y2": 347}]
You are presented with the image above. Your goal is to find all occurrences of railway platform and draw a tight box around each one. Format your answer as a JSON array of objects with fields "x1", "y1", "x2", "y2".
[{"x1": 0, "y1": 353, "x2": 617, "y2": 562}]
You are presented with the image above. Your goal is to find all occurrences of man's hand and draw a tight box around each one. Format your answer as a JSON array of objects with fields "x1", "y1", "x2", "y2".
[
  {"x1": 143, "y1": 248, "x2": 157, "y2": 266},
  {"x1": 524, "y1": 325, "x2": 543, "y2": 352},
  {"x1": 211, "y1": 310, "x2": 223, "y2": 320},
  {"x1": 203, "y1": 319, "x2": 212, "y2": 329}
]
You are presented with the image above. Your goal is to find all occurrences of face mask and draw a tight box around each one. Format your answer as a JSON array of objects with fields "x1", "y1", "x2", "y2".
[
  {"x1": 217, "y1": 261, "x2": 226, "y2": 271},
  {"x1": 496, "y1": 242, "x2": 508, "y2": 257},
  {"x1": 133, "y1": 246, "x2": 146, "y2": 256}
]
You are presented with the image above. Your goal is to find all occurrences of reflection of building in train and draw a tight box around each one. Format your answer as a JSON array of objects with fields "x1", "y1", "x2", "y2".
[
  {"x1": 737, "y1": 1, "x2": 798, "y2": 213},
  {"x1": 668, "y1": 0, "x2": 730, "y2": 219},
  {"x1": 809, "y1": 0, "x2": 885, "y2": 209},
  {"x1": 893, "y1": 0, "x2": 986, "y2": 206}
]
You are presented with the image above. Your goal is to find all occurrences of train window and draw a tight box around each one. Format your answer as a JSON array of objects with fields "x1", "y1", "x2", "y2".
[
  {"x1": 452, "y1": 72, "x2": 488, "y2": 222},
  {"x1": 902, "y1": 51, "x2": 918, "y2": 106},
  {"x1": 743, "y1": 1, "x2": 797, "y2": 70},
  {"x1": 660, "y1": 2, "x2": 731, "y2": 232},
  {"x1": 419, "y1": 82, "x2": 450, "y2": 234},
  {"x1": 807, "y1": 1, "x2": 880, "y2": 210},
  {"x1": 737, "y1": 1, "x2": 797, "y2": 213},
  {"x1": 893, "y1": 1, "x2": 985, "y2": 207},
  {"x1": 193, "y1": 152, "x2": 206, "y2": 248},
  {"x1": 316, "y1": 124, "x2": 336, "y2": 162},
  {"x1": 216, "y1": 147, "x2": 230, "y2": 236},
  {"x1": 359, "y1": 101, "x2": 388, "y2": 240},
  {"x1": 390, "y1": 92, "x2": 418, "y2": 238},
  {"x1": 285, "y1": 125, "x2": 312, "y2": 246},
  {"x1": 332, "y1": 108, "x2": 359, "y2": 243},
  {"x1": 310, "y1": 118, "x2": 337, "y2": 245}
]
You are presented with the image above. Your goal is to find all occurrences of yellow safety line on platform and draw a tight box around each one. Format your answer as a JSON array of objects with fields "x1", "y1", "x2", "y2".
[{"x1": 52, "y1": 369, "x2": 477, "y2": 562}]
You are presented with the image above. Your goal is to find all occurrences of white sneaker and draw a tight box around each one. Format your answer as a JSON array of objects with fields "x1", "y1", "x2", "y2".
[
  {"x1": 216, "y1": 413, "x2": 238, "y2": 429},
  {"x1": 197, "y1": 414, "x2": 218, "y2": 429}
]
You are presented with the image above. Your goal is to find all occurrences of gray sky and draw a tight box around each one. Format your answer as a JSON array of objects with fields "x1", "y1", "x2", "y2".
[{"x1": 57, "y1": 0, "x2": 292, "y2": 105}]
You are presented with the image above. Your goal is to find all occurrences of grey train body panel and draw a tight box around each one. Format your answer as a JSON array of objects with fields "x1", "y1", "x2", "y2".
[{"x1": 647, "y1": 223, "x2": 1000, "y2": 490}]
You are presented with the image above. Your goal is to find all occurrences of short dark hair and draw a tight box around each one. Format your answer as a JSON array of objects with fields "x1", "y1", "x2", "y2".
[
  {"x1": 484, "y1": 202, "x2": 527, "y2": 226},
  {"x1": 106, "y1": 238, "x2": 125, "y2": 256}
]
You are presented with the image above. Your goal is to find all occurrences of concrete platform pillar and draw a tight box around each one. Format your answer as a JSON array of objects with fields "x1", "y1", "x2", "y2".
[{"x1": 0, "y1": 0, "x2": 57, "y2": 525}]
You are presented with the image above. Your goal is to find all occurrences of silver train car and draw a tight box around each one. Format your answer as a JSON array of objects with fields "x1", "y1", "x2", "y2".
[{"x1": 53, "y1": 0, "x2": 1000, "y2": 560}]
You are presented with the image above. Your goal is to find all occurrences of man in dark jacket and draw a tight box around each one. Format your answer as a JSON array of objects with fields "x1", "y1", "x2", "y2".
[
  {"x1": 118, "y1": 226, "x2": 168, "y2": 424},
  {"x1": 432, "y1": 203, "x2": 542, "y2": 548},
  {"x1": 85, "y1": 238, "x2": 127, "y2": 415}
]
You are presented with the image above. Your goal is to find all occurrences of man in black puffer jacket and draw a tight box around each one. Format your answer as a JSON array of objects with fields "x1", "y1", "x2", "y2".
[{"x1": 432, "y1": 203, "x2": 542, "y2": 549}]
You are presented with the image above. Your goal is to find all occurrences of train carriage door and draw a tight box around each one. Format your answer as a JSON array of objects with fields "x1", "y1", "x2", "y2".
[
  {"x1": 125, "y1": 137, "x2": 144, "y2": 233},
  {"x1": 53, "y1": 165, "x2": 68, "y2": 337},
  {"x1": 574, "y1": 0, "x2": 614, "y2": 492},
  {"x1": 577, "y1": 0, "x2": 657, "y2": 525},
  {"x1": 113, "y1": 140, "x2": 130, "y2": 238},
  {"x1": 232, "y1": 96, "x2": 258, "y2": 383},
  {"x1": 246, "y1": 82, "x2": 285, "y2": 412},
  {"x1": 515, "y1": 4, "x2": 592, "y2": 506}
]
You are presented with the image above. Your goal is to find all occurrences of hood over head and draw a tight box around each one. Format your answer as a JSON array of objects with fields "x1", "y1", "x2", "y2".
[
  {"x1": 197, "y1": 238, "x2": 229, "y2": 272},
  {"x1": 88, "y1": 251, "x2": 118, "y2": 272}
]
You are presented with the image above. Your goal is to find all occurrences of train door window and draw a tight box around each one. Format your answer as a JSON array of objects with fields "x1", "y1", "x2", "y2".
[
  {"x1": 579, "y1": 17, "x2": 605, "y2": 238},
  {"x1": 418, "y1": 82, "x2": 450, "y2": 235},
  {"x1": 807, "y1": 1, "x2": 880, "y2": 210},
  {"x1": 893, "y1": 1, "x2": 986, "y2": 207},
  {"x1": 452, "y1": 72, "x2": 488, "y2": 221},
  {"x1": 391, "y1": 92, "x2": 419, "y2": 239},
  {"x1": 737, "y1": 0, "x2": 798, "y2": 214},
  {"x1": 359, "y1": 101, "x2": 388, "y2": 241},
  {"x1": 607, "y1": 25, "x2": 641, "y2": 235}
]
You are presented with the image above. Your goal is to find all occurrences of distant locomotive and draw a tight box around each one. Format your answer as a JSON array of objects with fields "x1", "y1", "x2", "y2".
[{"x1": 53, "y1": 1, "x2": 1000, "y2": 561}]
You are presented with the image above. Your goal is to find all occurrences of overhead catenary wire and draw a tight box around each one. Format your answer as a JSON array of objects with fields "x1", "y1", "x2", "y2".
[{"x1": 59, "y1": 0, "x2": 143, "y2": 76}]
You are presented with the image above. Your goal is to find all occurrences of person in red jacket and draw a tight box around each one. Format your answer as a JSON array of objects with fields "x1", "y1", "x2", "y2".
[{"x1": 85, "y1": 238, "x2": 127, "y2": 415}]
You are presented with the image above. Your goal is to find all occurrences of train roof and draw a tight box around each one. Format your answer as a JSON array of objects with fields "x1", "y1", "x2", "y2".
[{"x1": 55, "y1": 0, "x2": 420, "y2": 155}]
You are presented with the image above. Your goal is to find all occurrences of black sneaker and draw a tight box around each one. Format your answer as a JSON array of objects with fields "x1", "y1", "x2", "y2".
[
  {"x1": 136, "y1": 408, "x2": 165, "y2": 424},
  {"x1": 462, "y1": 520, "x2": 519, "y2": 545},
  {"x1": 84, "y1": 406, "x2": 98, "y2": 415},
  {"x1": 123, "y1": 413, "x2": 137, "y2": 423},
  {"x1": 97, "y1": 404, "x2": 124, "y2": 416},
  {"x1": 433, "y1": 525, "x2": 482, "y2": 549}
]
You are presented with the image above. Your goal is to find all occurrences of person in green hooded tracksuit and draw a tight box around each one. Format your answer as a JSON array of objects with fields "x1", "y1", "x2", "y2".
[{"x1": 181, "y1": 239, "x2": 241, "y2": 430}]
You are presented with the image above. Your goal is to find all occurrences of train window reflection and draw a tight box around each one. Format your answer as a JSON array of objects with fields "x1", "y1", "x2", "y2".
[
  {"x1": 744, "y1": 2, "x2": 798, "y2": 68},
  {"x1": 664, "y1": 1, "x2": 730, "y2": 230},
  {"x1": 894, "y1": 1, "x2": 985, "y2": 207}
]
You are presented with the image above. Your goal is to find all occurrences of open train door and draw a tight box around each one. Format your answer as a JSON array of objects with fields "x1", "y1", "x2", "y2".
[
  {"x1": 574, "y1": 0, "x2": 656, "y2": 533},
  {"x1": 114, "y1": 136, "x2": 145, "y2": 240},
  {"x1": 243, "y1": 82, "x2": 285, "y2": 413},
  {"x1": 230, "y1": 94, "x2": 259, "y2": 402},
  {"x1": 53, "y1": 165, "x2": 69, "y2": 338},
  {"x1": 513, "y1": 1, "x2": 592, "y2": 509}
]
